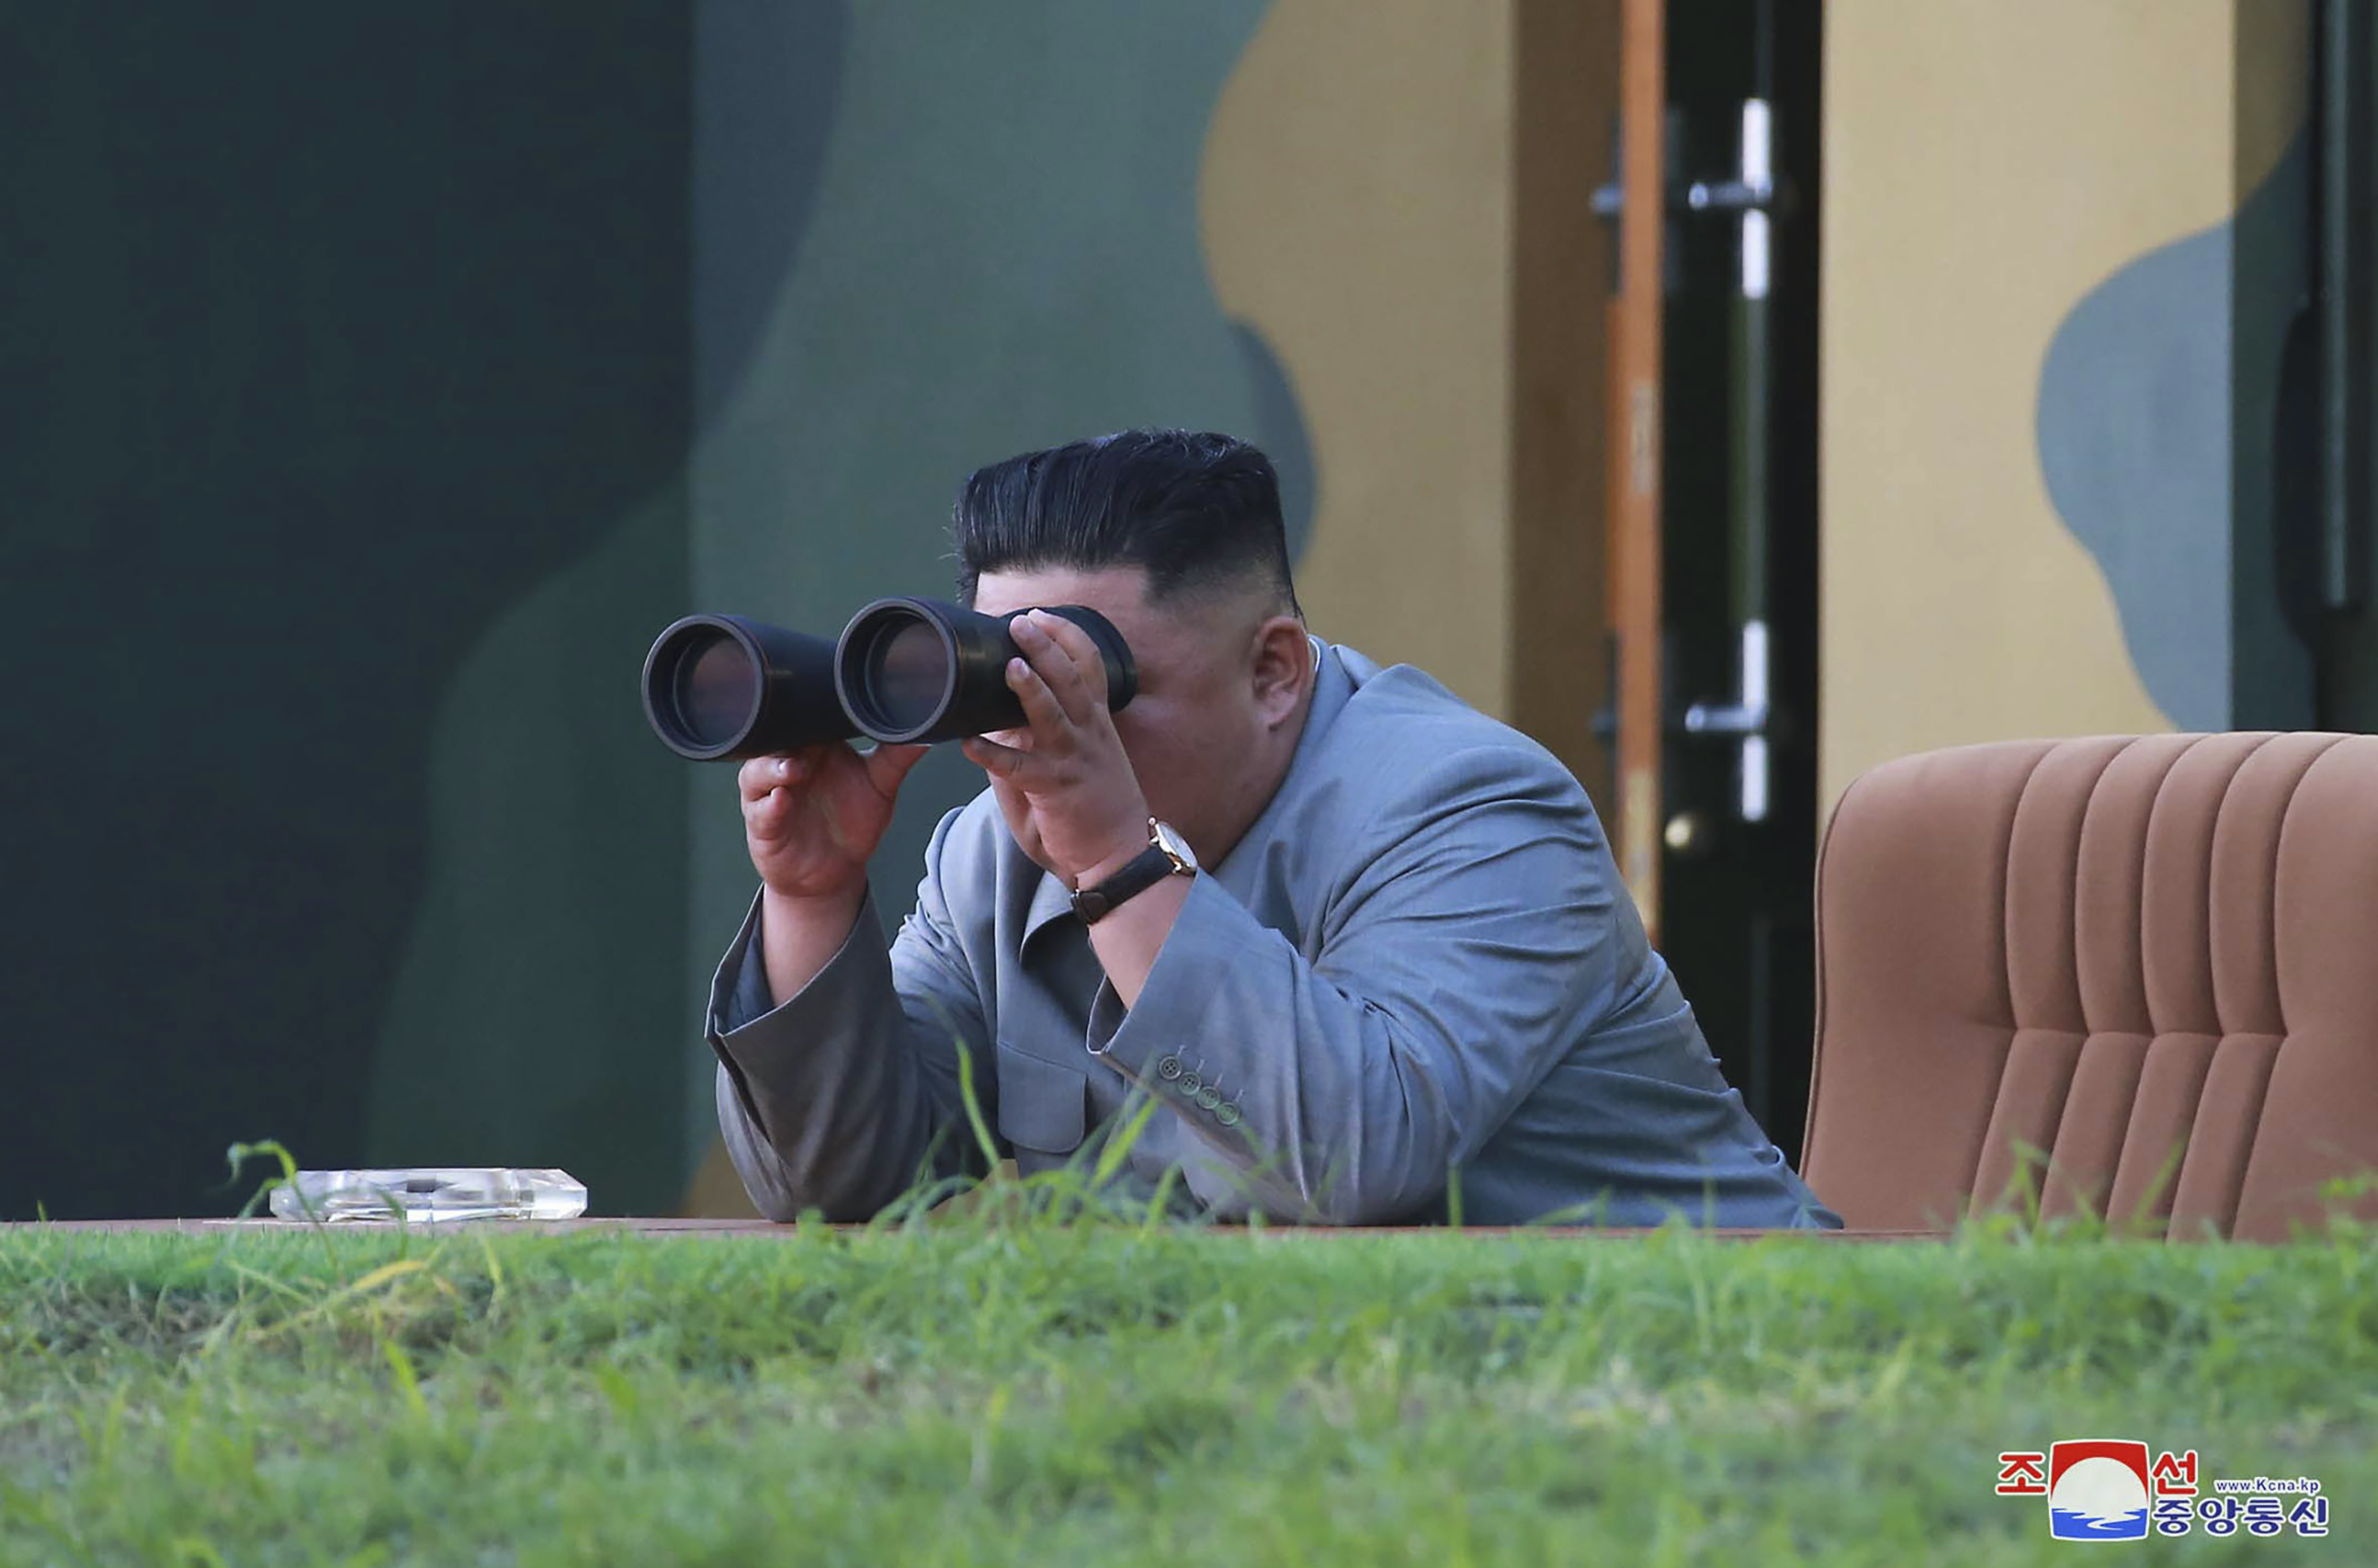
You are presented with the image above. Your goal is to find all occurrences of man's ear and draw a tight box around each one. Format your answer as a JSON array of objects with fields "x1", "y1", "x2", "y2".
[{"x1": 1248, "y1": 615, "x2": 1310, "y2": 726}]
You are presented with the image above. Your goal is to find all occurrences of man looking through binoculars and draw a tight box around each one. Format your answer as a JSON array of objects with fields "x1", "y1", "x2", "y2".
[{"x1": 708, "y1": 428, "x2": 1836, "y2": 1227}]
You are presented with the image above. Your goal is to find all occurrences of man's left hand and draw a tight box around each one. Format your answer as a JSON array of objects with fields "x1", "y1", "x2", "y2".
[{"x1": 960, "y1": 610, "x2": 1151, "y2": 888}]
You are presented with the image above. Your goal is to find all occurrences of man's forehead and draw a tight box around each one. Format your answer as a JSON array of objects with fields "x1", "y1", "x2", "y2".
[
  {"x1": 972, "y1": 564, "x2": 1152, "y2": 618},
  {"x1": 973, "y1": 566, "x2": 1262, "y2": 670}
]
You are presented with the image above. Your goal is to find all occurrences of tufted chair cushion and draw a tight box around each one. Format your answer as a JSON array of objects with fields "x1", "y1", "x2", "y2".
[{"x1": 1799, "y1": 734, "x2": 2378, "y2": 1240}]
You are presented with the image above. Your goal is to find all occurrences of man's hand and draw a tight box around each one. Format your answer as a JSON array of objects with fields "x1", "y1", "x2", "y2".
[
  {"x1": 959, "y1": 610, "x2": 1152, "y2": 887},
  {"x1": 740, "y1": 740, "x2": 930, "y2": 903}
]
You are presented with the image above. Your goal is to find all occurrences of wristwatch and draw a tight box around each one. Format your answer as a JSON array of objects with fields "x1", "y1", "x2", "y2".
[{"x1": 1070, "y1": 818, "x2": 1198, "y2": 924}]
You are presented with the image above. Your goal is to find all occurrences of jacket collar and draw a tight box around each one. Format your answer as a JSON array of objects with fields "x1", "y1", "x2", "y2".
[{"x1": 1020, "y1": 636, "x2": 1356, "y2": 950}]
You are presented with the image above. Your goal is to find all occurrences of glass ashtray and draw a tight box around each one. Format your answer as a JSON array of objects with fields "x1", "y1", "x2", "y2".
[{"x1": 267, "y1": 1168, "x2": 588, "y2": 1224}]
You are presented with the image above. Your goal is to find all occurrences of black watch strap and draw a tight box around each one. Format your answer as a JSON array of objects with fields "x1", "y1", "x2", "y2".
[{"x1": 1070, "y1": 844, "x2": 1179, "y2": 924}]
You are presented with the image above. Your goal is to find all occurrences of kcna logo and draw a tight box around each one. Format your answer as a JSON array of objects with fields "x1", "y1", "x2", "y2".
[{"x1": 1996, "y1": 1440, "x2": 2330, "y2": 1541}]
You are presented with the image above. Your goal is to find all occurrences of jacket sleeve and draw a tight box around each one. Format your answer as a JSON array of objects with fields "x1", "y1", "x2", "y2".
[
  {"x1": 1090, "y1": 745, "x2": 1619, "y2": 1224},
  {"x1": 709, "y1": 808, "x2": 997, "y2": 1221}
]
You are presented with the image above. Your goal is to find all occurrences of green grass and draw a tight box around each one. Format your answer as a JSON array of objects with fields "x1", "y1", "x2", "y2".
[{"x1": 2, "y1": 1199, "x2": 2371, "y2": 1566}]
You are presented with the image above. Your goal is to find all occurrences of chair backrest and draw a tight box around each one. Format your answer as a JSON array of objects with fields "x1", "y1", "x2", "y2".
[{"x1": 1799, "y1": 733, "x2": 2378, "y2": 1240}]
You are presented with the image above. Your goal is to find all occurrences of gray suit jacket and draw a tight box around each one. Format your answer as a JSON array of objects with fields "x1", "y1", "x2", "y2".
[{"x1": 709, "y1": 641, "x2": 1839, "y2": 1228}]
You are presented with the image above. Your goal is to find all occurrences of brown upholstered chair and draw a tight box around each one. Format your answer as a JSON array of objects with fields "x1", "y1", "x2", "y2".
[{"x1": 1799, "y1": 733, "x2": 2378, "y2": 1241}]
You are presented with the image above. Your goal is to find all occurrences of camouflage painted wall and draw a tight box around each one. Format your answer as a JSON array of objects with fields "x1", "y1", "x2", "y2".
[
  {"x1": 0, "y1": 0, "x2": 1601, "y2": 1220},
  {"x1": 1822, "y1": 0, "x2": 2319, "y2": 807},
  {"x1": 0, "y1": 2, "x2": 694, "y2": 1219}
]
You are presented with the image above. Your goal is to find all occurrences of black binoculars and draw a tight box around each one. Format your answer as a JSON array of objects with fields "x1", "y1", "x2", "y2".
[{"x1": 640, "y1": 597, "x2": 1137, "y2": 760}]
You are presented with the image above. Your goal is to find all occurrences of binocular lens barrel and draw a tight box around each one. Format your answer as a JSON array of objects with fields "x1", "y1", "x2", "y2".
[
  {"x1": 674, "y1": 632, "x2": 762, "y2": 746},
  {"x1": 846, "y1": 615, "x2": 954, "y2": 738},
  {"x1": 640, "y1": 599, "x2": 1137, "y2": 759},
  {"x1": 835, "y1": 598, "x2": 1137, "y2": 744},
  {"x1": 640, "y1": 614, "x2": 859, "y2": 760}
]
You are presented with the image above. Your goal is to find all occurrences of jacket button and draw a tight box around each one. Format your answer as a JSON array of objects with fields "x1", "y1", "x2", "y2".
[
  {"x1": 1156, "y1": 1055, "x2": 1182, "y2": 1080},
  {"x1": 1215, "y1": 1103, "x2": 1243, "y2": 1128},
  {"x1": 1195, "y1": 1087, "x2": 1222, "y2": 1111},
  {"x1": 1176, "y1": 1073, "x2": 1202, "y2": 1096}
]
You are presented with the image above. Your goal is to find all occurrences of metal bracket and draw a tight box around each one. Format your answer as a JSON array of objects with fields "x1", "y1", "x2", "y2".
[{"x1": 1592, "y1": 102, "x2": 1795, "y2": 225}]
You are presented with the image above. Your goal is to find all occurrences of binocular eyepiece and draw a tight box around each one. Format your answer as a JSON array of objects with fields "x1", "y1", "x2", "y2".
[{"x1": 640, "y1": 597, "x2": 1137, "y2": 760}]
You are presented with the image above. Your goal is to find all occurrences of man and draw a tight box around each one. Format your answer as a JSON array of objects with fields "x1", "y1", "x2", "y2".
[{"x1": 708, "y1": 429, "x2": 1837, "y2": 1228}]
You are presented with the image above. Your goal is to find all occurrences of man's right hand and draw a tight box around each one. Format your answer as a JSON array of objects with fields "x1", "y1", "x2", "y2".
[
  {"x1": 740, "y1": 742, "x2": 931, "y2": 902},
  {"x1": 739, "y1": 740, "x2": 929, "y2": 1011}
]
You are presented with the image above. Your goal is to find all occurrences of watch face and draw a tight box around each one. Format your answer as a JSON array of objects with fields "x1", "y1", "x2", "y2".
[{"x1": 1152, "y1": 820, "x2": 1198, "y2": 872}]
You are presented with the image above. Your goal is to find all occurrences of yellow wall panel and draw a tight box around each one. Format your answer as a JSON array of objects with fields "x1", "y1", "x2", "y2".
[
  {"x1": 1202, "y1": 0, "x2": 1518, "y2": 719},
  {"x1": 1818, "y1": 0, "x2": 2261, "y2": 805}
]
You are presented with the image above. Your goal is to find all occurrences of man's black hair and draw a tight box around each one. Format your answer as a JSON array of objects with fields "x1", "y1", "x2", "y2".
[{"x1": 952, "y1": 429, "x2": 1302, "y2": 616}]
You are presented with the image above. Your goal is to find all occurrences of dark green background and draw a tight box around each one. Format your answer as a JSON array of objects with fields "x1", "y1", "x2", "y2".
[{"x1": 0, "y1": 3, "x2": 695, "y2": 1218}]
